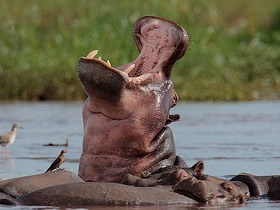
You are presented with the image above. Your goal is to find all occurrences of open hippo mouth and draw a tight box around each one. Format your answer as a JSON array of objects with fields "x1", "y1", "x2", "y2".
[{"x1": 77, "y1": 16, "x2": 189, "y2": 101}]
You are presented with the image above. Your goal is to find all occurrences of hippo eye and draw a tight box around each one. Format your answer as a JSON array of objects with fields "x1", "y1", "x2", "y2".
[
  {"x1": 224, "y1": 186, "x2": 233, "y2": 193},
  {"x1": 221, "y1": 182, "x2": 234, "y2": 193},
  {"x1": 226, "y1": 188, "x2": 231, "y2": 192}
]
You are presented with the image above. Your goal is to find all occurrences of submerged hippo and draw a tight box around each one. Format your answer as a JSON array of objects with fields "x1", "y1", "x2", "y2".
[
  {"x1": 121, "y1": 160, "x2": 204, "y2": 187},
  {"x1": 173, "y1": 177, "x2": 248, "y2": 204},
  {"x1": 0, "y1": 168, "x2": 276, "y2": 206},
  {"x1": 78, "y1": 16, "x2": 189, "y2": 182}
]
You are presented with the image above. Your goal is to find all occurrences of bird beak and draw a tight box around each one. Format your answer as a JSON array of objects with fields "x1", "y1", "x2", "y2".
[{"x1": 19, "y1": 127, "x2": 23, "y2": 129}]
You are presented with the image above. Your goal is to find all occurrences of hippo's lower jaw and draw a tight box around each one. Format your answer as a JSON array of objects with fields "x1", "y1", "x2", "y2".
[{"x1": 78, "y1": 16, "x2": 189, "y2": 182}]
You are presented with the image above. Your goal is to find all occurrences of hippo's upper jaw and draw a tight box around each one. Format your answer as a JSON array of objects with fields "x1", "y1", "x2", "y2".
[
  {"x1": 78, "y1": 16, "x2": 189, "y2": 182},
  {"x1": 131, "y1": 16, "x2": 189, "y2": 78}
]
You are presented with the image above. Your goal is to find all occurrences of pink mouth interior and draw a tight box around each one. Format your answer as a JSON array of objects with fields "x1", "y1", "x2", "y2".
[{"x1": 117, "y1": 16, "x2": 189, "y2": 79}]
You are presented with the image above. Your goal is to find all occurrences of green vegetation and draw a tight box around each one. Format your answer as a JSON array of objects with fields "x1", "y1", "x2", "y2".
[{"x1": 0, "y1": 0, "x2": 280, "y2": 101}]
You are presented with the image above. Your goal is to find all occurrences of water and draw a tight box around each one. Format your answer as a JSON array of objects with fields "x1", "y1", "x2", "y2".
[
  {"x1": 0, "y1": 102, "x2": 83, "y2": 179},
  {"x1": 0, "y1": 101, "x2": 280, "y2": 209},
  {"x1": 170, "y1": 101, "x2": 280, "y2": 177}
]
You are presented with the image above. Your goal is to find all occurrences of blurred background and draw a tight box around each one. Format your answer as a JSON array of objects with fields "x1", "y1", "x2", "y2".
[{"x1": 0, "y1": 0, "x2": 280, "y2": 101}]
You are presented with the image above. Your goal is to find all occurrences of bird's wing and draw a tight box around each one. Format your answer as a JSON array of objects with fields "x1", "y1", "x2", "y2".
[
  {"x1": 0, "y1": 132, "x2": 12, "y2": 143},
  {"x1": 46, "y1": 156, "x2": 62, "y2": 171}
]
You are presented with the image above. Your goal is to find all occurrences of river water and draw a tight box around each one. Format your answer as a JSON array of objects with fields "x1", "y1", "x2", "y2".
[{"x1": 0, "y1": 101, "x2": 280, "y2": 209}]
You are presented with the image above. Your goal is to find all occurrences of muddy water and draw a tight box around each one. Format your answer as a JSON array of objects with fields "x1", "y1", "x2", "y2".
[{"x1": 0, "y1": 101, "x2": 280, "y2": 209}]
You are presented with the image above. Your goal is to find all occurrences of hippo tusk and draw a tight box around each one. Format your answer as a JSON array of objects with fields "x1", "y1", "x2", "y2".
[
  {"x1": 124, "y1": 64, "x2": 135, "y2": 74},
  {"x1": 106, "y1": 60, "x2": 111, "y2": 67},
  {"x1": 86, "y1": 50, "x2": 98, "y2": 59}
]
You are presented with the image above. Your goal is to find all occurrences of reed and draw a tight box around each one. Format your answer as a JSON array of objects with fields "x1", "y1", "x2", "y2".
[{"x1": 0, "y1": 0, "x2": 280, "y2": 101}]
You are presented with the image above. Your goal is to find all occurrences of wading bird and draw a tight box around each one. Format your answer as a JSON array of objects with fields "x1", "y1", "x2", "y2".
[{"x1": 0, "y1": 123, "x2": 22, "y2": 159}]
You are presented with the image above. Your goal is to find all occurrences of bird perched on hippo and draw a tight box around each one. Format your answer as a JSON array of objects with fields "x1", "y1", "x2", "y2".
[{"x1": 45, "y1": 149, "x2": 68, "y2": 173}]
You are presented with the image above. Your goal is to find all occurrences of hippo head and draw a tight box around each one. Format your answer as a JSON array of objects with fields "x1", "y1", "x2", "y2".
[
  {"x1": 174, "y1": 178, "x2": 247, "y2": 204},
  {"x1": 78, "y1": 16, "x2": 189, "y2": 182},
  {"x1": 78, "y1": 16, "x2": 189, "y2": 119}
]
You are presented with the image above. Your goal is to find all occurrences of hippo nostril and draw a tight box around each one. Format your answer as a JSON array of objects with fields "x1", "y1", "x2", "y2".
[
  {"x1": 238, "y1": 194, "x2": 246, "y2": 203},
  {"x1": 217, "y1": 194, "x2": 226, "y2": 199}
]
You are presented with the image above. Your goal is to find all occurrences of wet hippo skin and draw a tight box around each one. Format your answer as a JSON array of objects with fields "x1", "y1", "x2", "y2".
[
  {"x1": 16, "y1": 182, "x2": 195, "y2": 206},
  {"x1": 78, "y1": 16, "x2": 189, "y2": 182},
  {"x1": 0, "y1": 170, "x2": 83, "y2": 198}
]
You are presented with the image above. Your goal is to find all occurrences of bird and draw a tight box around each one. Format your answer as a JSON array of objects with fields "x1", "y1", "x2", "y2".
[
  {"x1": 0, "y1": 123, "x2": 22, "y2": 159},
  {"x1": 45, "y1": 149, "x2": 68, "y2": 173}
]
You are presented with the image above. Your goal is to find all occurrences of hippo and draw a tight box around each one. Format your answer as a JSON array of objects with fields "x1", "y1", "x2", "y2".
[
  {"x1": 16, "y1": 181, "x2": 194, "y2": 206},
  {"x1": 268, "y1": 176, "x2": 280, "y2": 200},
  {"x1": 230, "y1": 172, "x2": 271, "y2": 197},
  {"x1": 120, "y1": 160, "x2": 249, "y2": 204},
  {"x1": 173, "y1": 177, "x2": 248, "y2": 204},
  {"x1": 78, "y1": 16, "x2": 189, "y2": 182},
  {"x1": 121, "y1": 160, "x2": 204, "y2": 187},
  {"x1": 0, "y1": 170, "x2": 83, "y2": 197}
]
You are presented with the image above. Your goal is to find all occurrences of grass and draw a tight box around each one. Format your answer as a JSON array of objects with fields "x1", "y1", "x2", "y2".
[{"x1": 0, "y1": 0, "x2": 280, "y2": 101}]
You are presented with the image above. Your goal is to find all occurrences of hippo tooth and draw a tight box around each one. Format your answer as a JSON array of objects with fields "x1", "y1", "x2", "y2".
[
  {"x1": 124, "y1": 64, "x2": 135, "y2": 74},
  {"x1": 106, "y1": 60, "x2": 111, "y2": 67},
  {"x1": 98, "y1": 56, "x2": 102, "y2": 61},
  {"x1": 86, "y1": 50, "x2": 98, "y2": 59}
]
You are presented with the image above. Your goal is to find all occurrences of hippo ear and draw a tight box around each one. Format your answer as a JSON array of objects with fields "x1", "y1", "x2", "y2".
[
  {"x1": 191, "y1": 161, "x2": 204, "y2": 177},
  {"x1": 77, "y1": 58, "x2": 126, "y2": 102}
]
